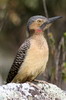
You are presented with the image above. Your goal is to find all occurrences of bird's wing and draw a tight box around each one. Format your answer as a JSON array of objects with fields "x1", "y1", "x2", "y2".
[{"x1": 6, "y1": 39, "x2": 30, "y2": 83}]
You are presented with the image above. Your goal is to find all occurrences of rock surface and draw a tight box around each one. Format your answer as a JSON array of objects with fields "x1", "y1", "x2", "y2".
[{"x1": 0, "y1": 82, "x2": 66, "y2": 100}]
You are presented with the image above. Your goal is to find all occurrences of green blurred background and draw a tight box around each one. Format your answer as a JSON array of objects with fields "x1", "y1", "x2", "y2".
[{"x1": 0, "y1": 0, "x2": 66, "y2": 89}]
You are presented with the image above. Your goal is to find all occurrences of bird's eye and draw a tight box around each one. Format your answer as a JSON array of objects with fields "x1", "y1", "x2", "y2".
[{"x1": 37, "y1": 20, "x2": 41, "y2": 22}]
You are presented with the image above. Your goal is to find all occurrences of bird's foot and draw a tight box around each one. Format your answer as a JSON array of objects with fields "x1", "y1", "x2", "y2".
[
  {"x1": 33, "y1": 79, "x2": 50, "y2": 90},
  {"x1": 34, "y1": 79, "x2": 48, "y2": 84},
  {"x1": 27, "y1": 82, "x2": 43, "y2": 92}
]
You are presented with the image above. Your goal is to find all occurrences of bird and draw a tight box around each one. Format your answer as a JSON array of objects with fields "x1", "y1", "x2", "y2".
[{"x1": 6, "y1": 15, "x2": 62, "y2": 83}]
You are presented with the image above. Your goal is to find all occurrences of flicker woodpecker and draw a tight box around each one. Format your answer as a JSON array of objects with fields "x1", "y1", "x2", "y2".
[{"x1": 6, "y1": 15, "x2": 62, "y2": 83}]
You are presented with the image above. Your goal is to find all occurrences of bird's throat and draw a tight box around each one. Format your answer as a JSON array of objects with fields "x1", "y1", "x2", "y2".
[
  {"x1": 33, "y1": 29, "x2": 43, "y2": 36},
  {"x1": 35, "y1": 29, "x2": 42, "y2": 33}
]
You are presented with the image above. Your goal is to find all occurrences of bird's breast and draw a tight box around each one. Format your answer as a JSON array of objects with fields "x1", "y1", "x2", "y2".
[{"x1": 18, "y1": 37, "x2": 49, "y2": 79}]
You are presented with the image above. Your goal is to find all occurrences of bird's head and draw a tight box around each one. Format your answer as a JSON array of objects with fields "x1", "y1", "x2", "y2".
[{"x1": 27, "y1": 15, "x2": 62, "y2": 34}]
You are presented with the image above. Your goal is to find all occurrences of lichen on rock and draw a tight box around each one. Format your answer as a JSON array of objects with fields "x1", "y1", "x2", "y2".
[{"x1": 0, "y1": 82, "x2": 66, "y2": 100}]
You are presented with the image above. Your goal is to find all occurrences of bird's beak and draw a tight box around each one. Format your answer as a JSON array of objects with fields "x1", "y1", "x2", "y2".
[
  {"x1": 48, "y1": 16, "x2": 62, "y2": 24},
  {"x1": 40, "y1": 16, "x2": 62, "y2": 30}
]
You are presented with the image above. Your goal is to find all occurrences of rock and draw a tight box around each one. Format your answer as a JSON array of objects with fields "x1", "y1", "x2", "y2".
[{"x1": 0, "y1": 82, "x2": 66, "y2": 100}]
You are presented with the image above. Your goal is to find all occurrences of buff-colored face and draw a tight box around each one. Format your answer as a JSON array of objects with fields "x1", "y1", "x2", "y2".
[{"x1": 29, "y1": 18, "x2": 51, "y2": 31}]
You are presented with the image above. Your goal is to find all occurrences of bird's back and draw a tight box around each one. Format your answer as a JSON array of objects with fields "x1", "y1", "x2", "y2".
[{"x1": 6, "y1": 39, "x2": 30, "y2": 83}]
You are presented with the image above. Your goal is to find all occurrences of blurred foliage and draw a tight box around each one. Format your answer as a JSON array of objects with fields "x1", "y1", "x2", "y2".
[
  {"x1": 22, "y1": 0, "x2": 39, "y2": 10},
  {"x1": 64, "y1": 32, "x2": 66, "y2": 50},
  {"x1": 62, "y1": 62, "x2": 66, "y2": 80}
]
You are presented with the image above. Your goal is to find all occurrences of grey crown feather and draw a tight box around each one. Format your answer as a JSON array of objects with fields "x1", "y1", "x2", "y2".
[{"x1": 6, "y1": 39, "x2": 30, "y2": 83}]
